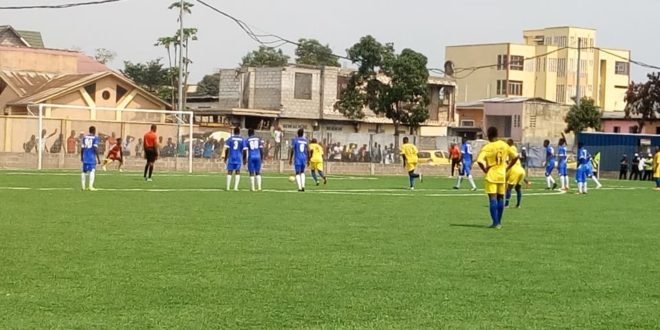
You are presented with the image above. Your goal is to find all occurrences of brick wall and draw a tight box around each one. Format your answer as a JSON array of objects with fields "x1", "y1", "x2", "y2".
[
  {"x1": 218, "y1": 69, "x2": 241, "y2": 109},
  {"x1": 253, "y1": 68, "x2": 282, "y2": 110}
]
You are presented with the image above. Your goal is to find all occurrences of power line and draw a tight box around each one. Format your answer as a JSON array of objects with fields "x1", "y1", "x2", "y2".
[
  {"x1": 195, "y1": 0, "x2": 351, "y2": 61},
  {"x1": 0, "y1": 0, "x2": 126, "y2": 9}
]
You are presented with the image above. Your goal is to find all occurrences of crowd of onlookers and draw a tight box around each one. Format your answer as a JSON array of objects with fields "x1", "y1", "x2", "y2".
[{"x1": 619, "y1": 152, "x2": 656, "y2": 181}]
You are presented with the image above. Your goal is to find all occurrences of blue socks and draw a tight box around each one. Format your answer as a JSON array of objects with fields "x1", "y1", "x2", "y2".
[
  {"x1": 489, "y1": 198, "x2": 499, "y2": 226},
  {"x1": 311, "y1": 170, "x2": 318, "y2": 183},
  {"x1": 656, "y1": 178, "x2": 660, "y2": 188},
  {"x1": 318, "y1": 171, "x2": 325, "y2": 179},
  {"x1": 515, "y1": 186, "x2": 522, "y2": 207},
  {"x1": 409, "y1": 174, "x2": 415, "y2": 187},
  {"x1": 497, "y1": 198, "x2": 505, "y2": 224},
  {"x1": 505, "y1": 189, "x2": 512, "y2": 207}
]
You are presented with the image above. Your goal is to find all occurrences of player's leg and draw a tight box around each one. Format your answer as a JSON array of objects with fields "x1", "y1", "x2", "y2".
[
  {"x1": 655, "y1": 177, "x2": 660, "y2": 189},
  {"x1": 102, "y1": 158, "x2": 111, "y2": 171},
  {"x1": 248, "y1": 160, "x2": 256, "y2": 191},
  {"x1": 496, "y1": 184, "x2": 505, "y2": 227},
  {"x1": 318, "y1": 163, "x2": 327, "y2": 185},
  {"x1": 454, "y1": 166, "x2": 463, "y2": 189},
  {"x1": 256, "y1": 160, "x2": 263, "y2": 191},
  {"x1": 295, "y1": 164, "x2": 304, "y2": 191},
  {"x1": 505, "y1": 184, "x2": 513, "y2": 207},
  {"x1": 81, "y1": 164, "x2": 88, "y2": 190},
  {"x1": 233, "y1": 167, "x2": 241, "y2": 191},
  {"x1": 147, "y1": 161, "x2": 154, "y2": 180},
  {"x1": 89, "y1": 168, "x2": 97, "y2": 191},
  {"x1": 226, "y1": 169, "x2": 233, "y2": 191},
  {"x1": 117, "y1": 158, "x2": 123, "y2": 172},
  {"x1": 465, "y1": 167, "x2": 477, "y2": 191},
  {"x1": 591, "y1": 172, "x2": 602, "y2": 189},
  {"x1": 515, "y1": 184, "x2": 523, "y2": 208},
  {"x1": 484, "y1": 182, "x2": 499, "y2": 228},
  {"x1": 310, "y1": 164, "x2": 319, "y2": 185}
]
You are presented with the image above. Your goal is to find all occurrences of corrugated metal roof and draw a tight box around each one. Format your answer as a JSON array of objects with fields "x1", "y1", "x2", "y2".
[
  {"x1": 8, "y1": 72, "x2": 106, "y2": 104},
  {"x1": 0, "y1": 70, "x2": 57, "y2": 96},
  {"x1": 15, "y1": 30, "x2": 44, "y2": 48}
]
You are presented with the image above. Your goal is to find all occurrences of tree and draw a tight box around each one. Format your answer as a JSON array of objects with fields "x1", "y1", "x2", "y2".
[
  {"x1": 197, "y1": 73, "x2": 220, "y2": 96},
  {"x1": 335, "y1": 35, "x2": 430, "y2": 154},
  {"x1": 94, "y1": 48, "x2": 116, "y2": 65},
  {"x1": 241, "y1": 46, "x2": 290, "y2": 67},
  {"x1": 624, "y1": 72, "x2": 660, "y2": 132},
  {"x1": 564, "y1": 97, "x2": 602, "y2": 134},
  {"x1": 168, "y1": 1, "x2": 193, "y2": 14},
  {"x1": 295, "y1": 39, "x2": 340, "y2": 67},
  {"x1": 121, "y1": 59, "x2": 171, "y2": 100}
]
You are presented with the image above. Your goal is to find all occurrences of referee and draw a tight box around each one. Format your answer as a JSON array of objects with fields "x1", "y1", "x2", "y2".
[{"x1": 143, "y1": 124, "x2": 159, "y2": 181}]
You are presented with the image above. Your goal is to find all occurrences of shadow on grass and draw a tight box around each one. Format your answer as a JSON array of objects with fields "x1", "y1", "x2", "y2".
[{"x1": 449, "y1": 223, "x2": 491, "y2": 230}]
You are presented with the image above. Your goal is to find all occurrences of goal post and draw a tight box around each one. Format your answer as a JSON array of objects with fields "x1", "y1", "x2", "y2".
[{"x1": 29, "y1": 103, "x2": 194, "y2": 173}]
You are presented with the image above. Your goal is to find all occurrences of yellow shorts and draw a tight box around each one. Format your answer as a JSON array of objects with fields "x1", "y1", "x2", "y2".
[
  {"x1": 405, "y1": 162, "x2": 417, "y2": 172},
  {"x1": 310, "y1": 161, "x2": 324, "y2": 171},
  {"x1": 507, "y1": 168, "x2": 526, "y2": 186},
  {"x1": 484, "y1": 181, "x2": 506, "y2": 195}
]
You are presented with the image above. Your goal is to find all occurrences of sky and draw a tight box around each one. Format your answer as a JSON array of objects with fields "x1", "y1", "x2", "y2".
[{"x1": 1, "y1": 0, "x2": 659, "y2": 83}]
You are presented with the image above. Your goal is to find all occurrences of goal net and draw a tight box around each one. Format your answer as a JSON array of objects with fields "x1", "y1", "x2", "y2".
[{"x1": 21, "y1": 103, "x2": 194, "y2": 173}]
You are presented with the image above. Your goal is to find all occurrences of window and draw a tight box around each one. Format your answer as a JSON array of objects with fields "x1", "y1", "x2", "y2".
[
  {"x1": 558, "y1": 36, "x2": 567, "y2": 48},
  {"x1": 615, "y1": 61, "x2": 629, "y2": 75},
  {"x1": 613, "y1": 126, "x2": 621, "y2": 133},
  {"x1": 294, "y1": 73, "x2": 313, "y2": 100},
  {"x1": 460, "y1": 120, "x2": 475, "y2": 127},
  {"x1": 102, "y1": 90, "x2": 111, "y2": 100},
  {"x1": 629, "y1": 126, "x2": 638, "y2": 134},
  {"x1": 508, "y1": 80, "x2": 523, "y2": 96},
  {"x1": 529, "y1": 115, "x2": 537, "y2": 128},
  {"x1": 116, "y1": 85, "x2": 128, "y2": 102},
  {"x1": 84, "y1": 83, "x2": 96, "y2": 102},
  {"x1": 496, "y1": 80, "x2": 507, "y2": 95},
  {"x1": 656, "y1": 127, "x2": 660, "y2": 135},
  {"x1": 510, "y1": 55, "x2": 524, "y2": 71},
  {"x1": 545, "y1": 37, "x2": 552, "y2": 45},
  {"x1": 536, "y1": 57, "x2": 546, "y2": 72},
  {"x1": 557, "y1": 58, "x2": 566, "y2": 77},
  {"x1": 556, "y1": 84, "x2": 566, "y2": 104},
  {"x1": 548, "y1": 58, "x2": 558, "y2": 73},
  {"x1": 513, "y1": 115, "x2": 521, "y2": 128},
  {"x1": 336, "y1": 76, "x2": 349, "y2": 99},
  {"x1": 497, "y1": 55, "x2": 508, "y2": 70}
]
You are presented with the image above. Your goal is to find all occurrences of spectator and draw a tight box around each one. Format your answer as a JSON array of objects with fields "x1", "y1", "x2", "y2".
[
  {"x1": 520, "y1": 147, "x2": 528, "y2": 169},
  {"x1": 135, "y1": 138, "x2": 144, "y2": 158},
  {"x1": 643, "y1": 154, "x2": 653, "y2": 181},
  {"x1": 449, "y1": 143, "x2": 461, "y2": 177},
  {"x1": 23, "y1": 135, "x2": 37, "y2": 153},
  {"x1": 203, "y1": 138, "x2": 215, "y2": 159},
  {"x1": 50, "y1": 133, "x2": 64, "y2": 153},
  {"x1": 631, "y1": 153, "x2": 641, "y2": 180},
  {"x1": 66, "y1": 130, "x2": 77, "y2": 154},
  {"x1": 273, "y1": 126, "x2": 283, "y2": 160},
  {"x1": 37, "y1": 128, "x2": 57, "y2": 154},
  {"x1": 619, "y1": 154, "x2": 628, "y2": 180}
]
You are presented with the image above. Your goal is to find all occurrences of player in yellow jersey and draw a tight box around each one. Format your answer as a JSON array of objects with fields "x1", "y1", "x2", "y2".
[
  {"x1": 505, "y1": 139, "x2": 526, "y2": 209},
  {"x1": 400, "y1": 137, "x2": 422, "y2": 190},
  {"x1": 653, "y1": 146, "x2": 660, "y2": 190},
  {"x1": 308, "y1": 139, "x2": 327, "y2": 186},
  {"x1": 477, "y1": 127, "x2": 518, "y2": 229}
]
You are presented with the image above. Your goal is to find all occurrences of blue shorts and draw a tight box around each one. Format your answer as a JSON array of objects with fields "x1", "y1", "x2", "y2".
[
  {"x1": 462, "y1": 163, "x2": 472, "y2": 176},
  {"x1": 227, "y1": 163, "x2": 241, "y2": 172},
  {"x1": 545, "y1": 162, "x2": 555, "y2": 176},
  {"x1": 294, "y1": 162, "x2": 306, "y2": 174},
  {"x1": 248, "y1": 158, "x2": 262, "y2": 174},
  {"x1": 558, "y1": 163, "x2": 567, "y2": 176},
  {"x1": 82, "y1": 163, "x2": 96, "y2": 173},
  {"x1": 576, "y1": 165, "x2": 588, "y2": 183}
]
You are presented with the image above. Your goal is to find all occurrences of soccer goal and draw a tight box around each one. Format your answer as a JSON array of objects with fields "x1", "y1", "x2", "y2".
[{"x1": 25, "y1": 103, "x2": 195, "y2": 173}]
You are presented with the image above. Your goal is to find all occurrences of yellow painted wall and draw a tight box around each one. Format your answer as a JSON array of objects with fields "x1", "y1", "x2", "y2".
[{"x1": 445, "y1": 44, "x2": 508, "y2": 101}]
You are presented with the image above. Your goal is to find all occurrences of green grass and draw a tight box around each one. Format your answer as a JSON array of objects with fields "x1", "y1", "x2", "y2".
[{"x1": 1, "y1": 170, "x2": 659, "y2": 329}]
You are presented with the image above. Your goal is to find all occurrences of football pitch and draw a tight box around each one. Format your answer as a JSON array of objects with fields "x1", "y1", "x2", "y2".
[{"x1": 1, "y1": 171, "x2": 659, "y2": 329}]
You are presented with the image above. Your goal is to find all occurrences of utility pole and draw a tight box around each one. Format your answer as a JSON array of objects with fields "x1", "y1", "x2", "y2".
[
  {"x1": 176, "y1": 0, "x2": 185, "y2": 169},
  {"x1": 576, "y1": 37, "x2": 582, "y2": 108}
]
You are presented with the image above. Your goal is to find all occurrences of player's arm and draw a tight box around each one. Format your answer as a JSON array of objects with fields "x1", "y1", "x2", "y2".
[
  {"x1": 477, "y1": 150, "x2": 488, "y2": 174},
  {"x1": 309, "y1": 148, "x2": 314, "y2": 165}
]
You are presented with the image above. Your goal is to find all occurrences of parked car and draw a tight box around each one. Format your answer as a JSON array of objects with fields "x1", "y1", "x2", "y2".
[{"x1": 417, "y1": 150, "x2": 451, "y2": 165}]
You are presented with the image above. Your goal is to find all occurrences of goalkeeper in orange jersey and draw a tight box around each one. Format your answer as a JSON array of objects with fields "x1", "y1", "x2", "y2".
[{"x1": 101, "y1": 137, "x2": 123, "y2": 172}]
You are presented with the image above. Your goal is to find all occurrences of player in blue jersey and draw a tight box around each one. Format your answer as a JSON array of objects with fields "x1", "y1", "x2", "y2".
[
  {"x1": 576, "y1": 142, "x2": 590, "y2": 194},
  {"x1": 543, "y1": 139, "x2": 558, "y2": 190},
  {"x1": 453, "y1": 137, "x2": 477, "y2": 191},
  {"x1": 557, "y1": 138, "x2": 569, "y2": 191},
  {"x1": 245, "y1": 128, "x2": 264, "y2": 192},
  {"x1": 80, "y1": 126, "x2": 101, "y2": 191},
  {"x1": 289, "y1": 128, "x2": 308, "y2": 192},
  {"x1": 224, "y1": 127, "x2": 246, "y2": 191}
]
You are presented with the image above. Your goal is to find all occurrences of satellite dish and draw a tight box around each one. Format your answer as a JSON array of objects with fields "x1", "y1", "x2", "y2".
[{"x1": 444, "y1": 60, "x2": 455, "y2": 76}]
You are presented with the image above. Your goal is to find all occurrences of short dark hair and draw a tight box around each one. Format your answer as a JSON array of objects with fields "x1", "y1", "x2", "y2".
[
  {"x1": 402, "y1": 137, "x2": 409, "y2": 143},
  {"x1": 233, "y1": 127, "x2": 240, "y2": 135},
  {"x1": 487, "y1": 127, "x2": 498, "y2": 140},
  {"x1": 89, "y1": 126, "x2": 96, "y2": 134},
  {"x1": 559, "y1": 138, "x2": 566, "y2": 145},
  {"x1": 311, "y1": 138, "x2": 318, "y2": 143},
  {"x1": 507, "y1": 138, "x2": 514, "y2": 146},
  {"x1": 150, "y1": 124, "x2": 157, "y2": 132},
  {"x1": 543, "y1": 139, "x2": 550, "y2": 145},
  {"x1": 578, "y1": 142, "x2": 584, "y2": 148},
  {"x1": 297, "y1": 128, "x2": 304, "y2": 137},
  {"x1": 248, "y1": 128, "x2": 255, "y2": 136},
  {"x1": 116, "y1": 137, "x2": 122, "y2": 143}
]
